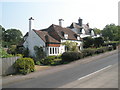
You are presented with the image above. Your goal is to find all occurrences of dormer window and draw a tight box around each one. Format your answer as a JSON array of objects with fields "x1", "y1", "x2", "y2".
[
  {"x1": 64, "y1": 34, "x2": 68, "y2": 39},
  {"x1": 61, "y1": 31, "x2": 64, "y2": 36},
  {"x1": 77, "y1": 36, "x2": 80, "y2": 40}
]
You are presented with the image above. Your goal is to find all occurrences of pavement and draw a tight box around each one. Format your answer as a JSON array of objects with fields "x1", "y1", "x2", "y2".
[{"x1": 2, "y1": 49, "x2": 118, "y2": 88}]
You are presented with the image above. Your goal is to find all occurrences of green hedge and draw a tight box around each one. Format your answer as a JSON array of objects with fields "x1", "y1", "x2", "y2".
[
  {"x1": 82, "y1": 48, "x2": 96, "y2": 57},
  {"x1": 14, "y1": 58, "x2": 35, "y2": 75},
  {"x1": 61, "y1": 46, "x2": 116, "y2": 63},
  {"x1": 61, "y1": 51, "x2": 82, "y2": 62}
]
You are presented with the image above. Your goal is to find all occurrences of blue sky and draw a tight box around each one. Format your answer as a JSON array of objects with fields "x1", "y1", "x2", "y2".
[{"x1": 1, "y1": 0, "x2": 119, "y2": 35}]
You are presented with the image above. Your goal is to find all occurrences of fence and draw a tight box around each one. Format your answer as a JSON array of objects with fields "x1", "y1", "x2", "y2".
[{"x1": 0, "y1": 57, "x2": 20, "y2": 76}]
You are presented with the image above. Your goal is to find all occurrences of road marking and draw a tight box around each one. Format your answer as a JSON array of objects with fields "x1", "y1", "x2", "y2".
[{"x1": 78, "y1": 65, "x2": 112, "y2": 80}]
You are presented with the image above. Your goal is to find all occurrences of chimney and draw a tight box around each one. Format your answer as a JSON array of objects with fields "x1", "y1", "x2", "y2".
[
  {"x1": 59, "y1": 19, "x2": 64, "y2": 27},
  {"x1": 78, "y1": 17, "x2": 82, "y2": 26},
  {"x1": 29, "y1": 17, "x2": 34, "y2": 32}
]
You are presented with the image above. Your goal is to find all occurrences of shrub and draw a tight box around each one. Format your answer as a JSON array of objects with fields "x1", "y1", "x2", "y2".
[
  {"x1": 16, "y1": 54, "x2": 23, "y2": 58},
  {"x1": 94, "y1": 37, "x2": 104, "y2": 48},
  {"x1": 34, "y1": 46, "x2": 46, "y2": 61},
  {"x1": 83, "y1": 37, "x2": 94, "y2": 48},
  {"x1": 61, "y1": 52, "x2": 82, "y2": 62},
  {"x1": 108, "y1": 46, "x2": 113, "y2": 51},
  {"x1": 0, "y1": 47, "x2": 13, "y2": 58},
  {"x1": 35, "y1": 60, "x2": 41, "y2": 65},
  {"x1": 40, "y1": 56, "x2": 56, "y2": 65},
  {"x1": 82, "y1": 48, "x2": 96, "y2": 57},
  {"x1": 14, "y1": 58, "x2": 35, "y2": 75}
]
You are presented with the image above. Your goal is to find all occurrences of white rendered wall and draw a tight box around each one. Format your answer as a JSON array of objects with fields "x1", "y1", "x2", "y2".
[{"x1": 23, "y1": 30, "x2": 45, "y2": 57}]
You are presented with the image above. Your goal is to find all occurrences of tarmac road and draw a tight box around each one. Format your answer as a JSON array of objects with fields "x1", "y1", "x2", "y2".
[{"x1": 3, "y1": 51, "x2": 118, "y2": 88}]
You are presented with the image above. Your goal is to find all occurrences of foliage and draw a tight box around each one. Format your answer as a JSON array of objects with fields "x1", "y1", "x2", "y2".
[
  {"x1": 34, "y1": 46, "x2": 46, "y2": 61},
  {"x1": 35, "y1": 61, "x2": 41, "y2": 65},
  {"x1": 23, "y1": 48, "x2": 29, "y2": 57},
  {"x1": 61, "y1": 52, "x2": 82, "y2": 62},
  {"x1": 40, "y1": 57, "x2": 54, "y2": 65},
  {"x1": 103, "y1": 41, "x2": 119, "y2": 50},
  {"x1": 2, "y1": 28, "x2": 23, "y2": 48},
  {"x1": 82, "y1": 48, "x2": 96, "y2": 57},
  {"x1": 16, "y1": 54, "x2": 23, "y2": 58},
  {"x1": 93, "y1": 28, "x2": 101, "y2": 35},
  {"x1": 62, "y1": 41, "x2": 79, "y2": 52},
  {"x1": 83, "y1": 37, "x2": 94, "y2": 48},
  {"x1": 94, "y1": 37, "x2": 104, "y2": 48},
  {"x1": 0, "y1": 47, "x2": 13, "y2": 58},
  {"x1": 7, "y1": 45, "x2": 17, "y2": 55},
  {"x1": 14, "y1": 58, "x2": 35, "y2": 75},
  {"x1": 0, "y1": 25, "x2": 5, "y2": 41},
  {"x1": 36, "y1": 55, "x2": 62, "y2": 65},
  {"x1": 102, "y1": 24, "x2": 119, "y2": 41}
]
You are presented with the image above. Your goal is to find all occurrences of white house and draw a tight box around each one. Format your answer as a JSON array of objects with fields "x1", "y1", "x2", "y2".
[
  {"x1": 68, "y1": 17, "x2": 98, "y2": 38},
  {"x1": 22, "y1": 17, "x2": 82, "y2": 57}
]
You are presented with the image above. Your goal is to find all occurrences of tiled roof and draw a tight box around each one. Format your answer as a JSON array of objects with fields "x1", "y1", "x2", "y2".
[
  {"x1": 69, "y1": 22, "x2": 82, "y2": 29},
  {"x1": 33, "y1": 30, "x2": 60, "y2": 43},
  {"x1": 47, "y1": 24, "x2": 79, "y2": 40},
  {"x1": 33, "y1": 24, "x2": 80, "y2": 43}
]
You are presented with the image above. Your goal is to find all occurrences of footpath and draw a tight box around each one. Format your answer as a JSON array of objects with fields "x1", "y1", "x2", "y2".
[{"x1": 2, "y1": 49, "x2": 118, "y2": 87}]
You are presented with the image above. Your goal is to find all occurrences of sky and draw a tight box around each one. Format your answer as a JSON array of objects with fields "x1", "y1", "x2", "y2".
[{"x1": 0, "y1": 0, "x2": 119, "y2": 35}]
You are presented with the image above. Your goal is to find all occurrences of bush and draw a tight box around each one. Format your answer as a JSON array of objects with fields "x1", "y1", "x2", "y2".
[
  {"x1": 0, "y1": 47, "x2": 13, "y2": 58},
  {"x1": 40, "y1": 56, "x2": 55, "y2": 65},
  {"x1": 103, "y1": 41, "x2": 119, "y2": 50},
  {"x1": 83, "y1": 37, "x2": 94, "y2": 48},
  {"x1": 82, "y1": 48, "x2": 96, "y2": 57},
  {"x1": 14, "y1": 58, "x2": 35, "y2": 75},
  {"x1": 16, "y1": 54, "x2": 23, "y2": 58},
  {"x1": 61, "y1": 52, "x2": 82, "y2": 62},
  {"x1": 35, "y1": 60, "x2": 41, "y2": 65},
  {"x1": 94, "y1": 37, "x2": 104, "y2": 48}
]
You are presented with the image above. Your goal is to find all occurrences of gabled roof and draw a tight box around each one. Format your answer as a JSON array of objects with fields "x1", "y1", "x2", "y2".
[
  {"x1": 33, "y1": 30, "x2": 60, "y2": 43},
  {"x1": 22, "y1": 24, "x2": 81, "y2": 45},
  {"x1": 46, "y1": 24, "x2": 79, "y2": 40},
  {"x1": 69, "y1": 22, "x2": 82, "y2": 29}
]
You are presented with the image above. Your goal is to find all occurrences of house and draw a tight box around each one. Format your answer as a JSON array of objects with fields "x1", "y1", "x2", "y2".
[
  {"x1": 23, "y1": 17, "x2": 82, "y2": 56},
  {"x1": 68, "y1": 17, "x2": 98, "y2": 38}
]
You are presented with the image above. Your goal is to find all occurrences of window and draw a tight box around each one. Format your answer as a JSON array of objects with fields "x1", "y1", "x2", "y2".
[
  {"x1": 64, "y1": 34, "x2": 68, "y2": 39},
  {"x1": 53, "y1": 48, "x2": 54, "y2": 54},
  {"x1": 57, "y1": 47, "x2": 59, "y2": 54},
  {"x1": 50, "y1": 47, "x2": 52, "y2": 54},
  {"x1": 55, "y1": 48, "x2": 57, "y2": 54}
]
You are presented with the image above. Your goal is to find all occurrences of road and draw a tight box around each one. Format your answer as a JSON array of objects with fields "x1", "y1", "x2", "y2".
[{"x1": 3, "y1": 52, "x2": 118, "y2": 88}]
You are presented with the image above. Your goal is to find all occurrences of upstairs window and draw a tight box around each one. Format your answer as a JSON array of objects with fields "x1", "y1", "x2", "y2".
[{"x1": 64, "y1": 34, "x2": 68, "y2": 39}]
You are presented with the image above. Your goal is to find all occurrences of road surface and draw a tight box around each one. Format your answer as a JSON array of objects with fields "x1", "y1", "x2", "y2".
[{"x1": 3, "y1": 53, "x2": 118, "y2": 88}]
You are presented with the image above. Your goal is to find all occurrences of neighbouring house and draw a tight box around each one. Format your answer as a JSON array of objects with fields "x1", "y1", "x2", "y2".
[
  {"x1": 68, "y1": 17, "x2": 100, "y2": 38},
  {"x1": 22, "y1": 17, "x2": 82, "y2": 57}
]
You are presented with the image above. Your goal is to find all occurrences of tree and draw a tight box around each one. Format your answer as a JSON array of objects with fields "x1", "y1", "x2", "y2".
[
  {"x1": 3, "y1": 29, "x2": 23, "y2": 47},
  {"x1": 34, "y1": 46, "x2": 46, "y2": 61},
  {"x1": 62, "y1": 41, "x2": 79, "y2": 52},
  {"x1": 102, "y1": 24, "x2": 118, "y2": 41},
  {"x1": 0, "y1": 25, "x2": 5, "y2": 41},
  {"x1": 83, "y1": 37, "x2": 94, "y2": 48},
  {"x1": 93, "y1": 28, "x2": 101, "y2": 35}
]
